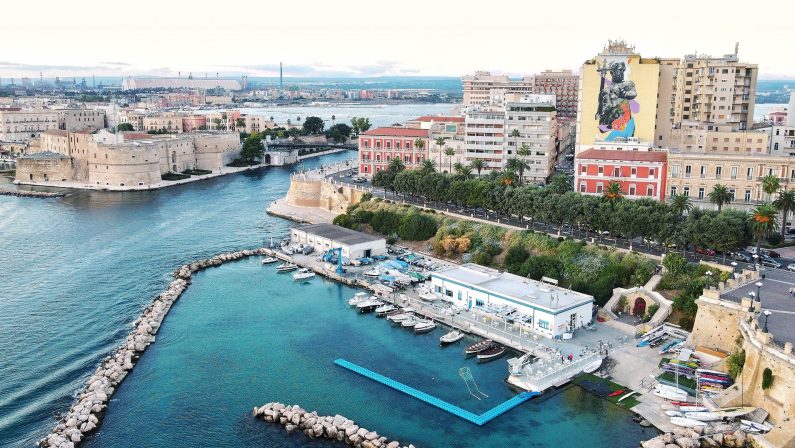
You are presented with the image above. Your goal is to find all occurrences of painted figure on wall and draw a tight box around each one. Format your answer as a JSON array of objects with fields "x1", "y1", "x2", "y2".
[{"x1": 595, "y1": 60, "x2": 639, "y2": 141}]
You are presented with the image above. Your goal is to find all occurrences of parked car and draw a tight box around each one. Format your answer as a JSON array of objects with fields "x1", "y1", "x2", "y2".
[
  {"x1": 760, "y1": 256, "x2": 781, "y2": 268},
  {"x1": 761, "y1": 249, "x2": 781, "y2": 258},
  {"x1": 695, "y1": 247, "x2": 717, "y2": 256},
  {"x1": 787, "y1": 263, "x2": 795, "y2": 272},
  {"x1": 352, "y1": 177, "x2": 366, "y2": 183},
  {"x1": 733, "y1": 252, "x2": 753, "y2": 262}
]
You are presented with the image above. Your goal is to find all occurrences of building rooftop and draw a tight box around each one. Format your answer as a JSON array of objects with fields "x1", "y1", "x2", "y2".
[
  {"x1": 577, "y1": 148, "x2": 668, "y2": 163},
  {"x1": 19, "y1": 151, "x2": 69, "y2": 160},
  {"x1": 43, "y1": 129, "x2": 68, "y2": 137},
  {"x1": 433, "y1": 263, "x2": 593, "y2": 312},
  {"x1": 361, "y1": 127, "x2": 429, "y2": 138},
  {"x1": 410, "y1": 116, "x2": 465, "y2": 123},
  {"x1": 297, "y1": 223, "x2": 385, "y2": 246}
]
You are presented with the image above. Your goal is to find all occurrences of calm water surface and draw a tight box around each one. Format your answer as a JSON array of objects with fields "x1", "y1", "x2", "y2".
[{"x1": 0, "y1": 150, "x2": 655, "y2": 447}]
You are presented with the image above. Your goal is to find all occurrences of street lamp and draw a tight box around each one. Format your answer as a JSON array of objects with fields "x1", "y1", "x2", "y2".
[
  {"x1": 753, "y1": 254, "x2": 759, "y2": 271},
  {"x1": 731, "y1": 262, "x2": 738, "y2": 274},
  {"x1": 755, "y1": 282, "x2": 763, "y2": 303},
  {"x1": 762, "y1": 310, "x2": 772, "y2": 333},
  {"x1": 705, "y1": 271, "x2": 713, "y2": 288}
]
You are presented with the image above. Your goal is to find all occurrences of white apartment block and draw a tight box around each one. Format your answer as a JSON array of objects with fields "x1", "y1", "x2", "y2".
[
  {"x1": 0, "y1": 108, "x2": 59, "y2": 142},
  {"x1": 462, "y1": 70, "x2": 578, "y2": 118}
]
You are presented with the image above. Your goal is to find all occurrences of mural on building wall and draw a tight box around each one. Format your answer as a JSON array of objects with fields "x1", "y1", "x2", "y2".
[{"x1": 595, "y1": 59, "x2": 639, "y2": 141}]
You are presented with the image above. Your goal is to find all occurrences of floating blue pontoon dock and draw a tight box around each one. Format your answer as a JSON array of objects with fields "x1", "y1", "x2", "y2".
[{"x1": 334, "y1": 358, "x2": 538, "y2": 426}]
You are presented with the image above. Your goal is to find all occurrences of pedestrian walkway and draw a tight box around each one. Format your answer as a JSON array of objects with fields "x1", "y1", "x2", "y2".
[{"x1": 334, "y1": 358, "x2": 538, "y2": 425}]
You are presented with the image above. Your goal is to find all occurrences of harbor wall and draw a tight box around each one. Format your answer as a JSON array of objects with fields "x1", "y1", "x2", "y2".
[{"x1": 285, "y1": 175, "x2": 366, "y2": 214}]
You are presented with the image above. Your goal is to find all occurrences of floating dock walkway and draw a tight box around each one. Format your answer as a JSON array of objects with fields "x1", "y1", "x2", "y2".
[{"x1": 334, "y1": 358, "x2": 538, "y2": 426}]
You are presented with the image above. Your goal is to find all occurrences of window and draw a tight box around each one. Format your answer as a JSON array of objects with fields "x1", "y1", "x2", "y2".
[
  {"x1": 445, "y1": 289, "x2": 453, "y2": 297},
  {"x1": 579, "y1": 182, "x2": 586, "y2": 193},
  {"x1": 613, "y1": 167, "x2": 620, "y2": 177},
  {"x1": 631, "y1": 167, "x2": 637, "y2": 177},
  {"x1": 700, "y1": 165, "x2": 706, "y2": 178},
  {"x1": 475, "y1": 299, "x2": 484, "y2": 307},
  {"x1": 744, "y1": 190, "x2": 751, "y2": 202},
  {"x1": 628, "y1": 185, "x2": 636, "y2": 195},
  {"x1": 715, "y1": 166, "x2": 722, "y2": 179},
  {"x1": 731, "y1": 166, "x2": 738, "y2": 179},
  {"x1": 598, "y1": 166, "x2": 603, "y2": 175},
  {"x1": 581, "y1": 165, "x2": 586, "y2": 173},
  {"x1": 683, "y1": 187, "x2": 690, "y2": 197},
  {"x1": 596, "y1": 183, "x2": 603, "y2": 194},
  {"x1": 729, "y1": 189, "x2": 736, "y2": 200},
  {"x1": 672, "y1": 165, "x2": 680, "y2": 177},
  {"x1": 747, "y1": 167, "x2": 753, "y2": 180},
  {"x1": 647, "y1": 185, "x2": 654, "y2": 196},
  {"x1": 649, "y1": 168, "x2": 656, "y2": 178},
  {"x1": 698, "y1": 187, "x2": 705, "y2": 199},
  {"x1": 684, "y1": 165, "x2": 692, "y2": 178},
  {"x1": 670, "y1": 186, "x2": 677, "y2": 197},
  {"x1": 538, "y1": 320, "x2": 549, "y2": 330}
]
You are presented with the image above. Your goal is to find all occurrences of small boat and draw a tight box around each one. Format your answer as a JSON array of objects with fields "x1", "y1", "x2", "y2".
[
  {"x1": 608, "y1": 389, "x2": 626, "y2": 398},
  {"x1": 656, "y1": 384, "x2": 689, "y2": 395},
  {"x1": 465, "y1": 339, "x2": 495, "y2": 356},
  {"x1": 740, "y1": 424, "x2": 761, "y2": 434},
  {"x1": 477, "y1": 345, "x2": 506, "y2": 362},
  {"x1": 363, "y1": 269, "x2": 381, "y2": 277},
  {"x1": 375, "y1": 304, "x2": 396, "y2": 317},
  {"x1": 357, "y1": 299, "x2": 382, "y2": 313},
  {"x1": 683, "y1": 411, "x2": 721, "y2": 422},
  {"x1": 414, "y1": 320, "x2": 437, "y2": 334},
  {"x1": 740, "y1": 419, "x2": 772, "y2": 432},
  {"x1": 276, "y1": 262, "x2": 298, "y2": 272},
  {"x1": 347, "y1": 292, "x2": 369, "y2": 306},
  {"x1": 401, "y1": 316, "x2": 419, "y2": 328},
  {"x1": 665, "y1": 410, "x2": 683, "y2": 417},
  {"x1": 617, "y1": 391, "x2": 637, "y2": 402},
  {"x1": 678, "y1": 405, "x2": 707, "y2": 412},
  {"x1": 440, "y1": 330, "x2": 465, "y2": 345},
  {"x1": 670, "y1": 417, "x2": 707, "y2": 428},
  {"x1": 261, "y1": 256, "x2": 279, "y2": 264},
  {"x1": 292, "y1": 268, "x2": 315, "y2": 280},
  {"x1": 387, "y1": 313, "x2": 408, "y2": 322},
  {"x1": 654, "y1": 389, "x2": 688, "y2": 401},
  {"x1": 713, "y1": 406, "x2": 756, "y2": 418}
]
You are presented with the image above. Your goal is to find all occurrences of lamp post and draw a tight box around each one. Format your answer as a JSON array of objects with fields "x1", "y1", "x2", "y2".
[
  {"x1": 748, "y1": 292, "x2": 756, "y2": 312},
  {"x1": 763, "y1": 310, "x2": 772, "y2": 333},
  {"x1": 731, "y1": 261, "x2": 738, "y2": 274},
  {"x1": 753, "y1": 254, "x2": 759, "y2": 271},
  {"x1": 755, "y1": 282, "x2": 763, "y2": 303},
  {"x1": 706, "y1": 271, "x2": 713, "y2": 288}
]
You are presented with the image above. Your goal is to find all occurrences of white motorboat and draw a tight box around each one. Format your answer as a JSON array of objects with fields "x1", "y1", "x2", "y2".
[
  {"x1": 375, "y1": 304, "x2": 396, "y2": 316},
  {"x1": 357, "y1": 299, "x2": 383, "y2": 313},
  {"x1": 665, "y1": 410, "x2": 683, "y2": 417},
  {"x1": 261, "y1": 256, "x2": 279, "y2": 264},
  {"x1": 439, "y1": 330, "x2": 465, "y2": 345},
  {"x1": 401, "y1": 316, "x2": 419, "y2": 328},
  {"x1": 582, "y1": 358, "x2": 603, "y2": 374},
  {"x1": 292, "y1": 268, "x2": 315, "y2": 281},
  {"x1": 363, "y1": 269, "x2": 381, "y2": 277},
  {"x1": 740, "y1": 419, "x2": 772, "y2": 432},
  {"x1": 347, "y1": 292, "x2": 369, "y2": 306},
  {"x1": 670, "y1": 417, "x2": 707, "y2": 427},
  {"x1": 414, "y1": 320, "x2": 437, "y2": 334},
  {"x1": 276, "y1": 262, "x2": 298, "y2": 272},
  {"x1": 683, "y1": 411, "x2": 721, "y2": 422}
]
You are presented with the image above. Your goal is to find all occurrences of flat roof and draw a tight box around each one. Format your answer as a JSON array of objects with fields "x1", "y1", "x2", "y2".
[
  {"x1": 433, "y1": 263, "x2": 593, "y2": 312},
  {"x1": 296, "y1": 223, "x2": 384, "y2": 246}
]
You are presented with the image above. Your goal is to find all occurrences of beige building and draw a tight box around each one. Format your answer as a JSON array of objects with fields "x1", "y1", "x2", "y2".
[
  {"x1": 528, "y1": 70, "x2": 578, "y2": 118},
  {"x1": 668, "y1": 126, "x2": 768, "y2": 153},
  {"x1": 463, "y1": 70, "x2": 578, "y2": 118},
  {"x1": 666, "y1": 150, "x2": 795, "y2": 208},
  {"x1": 672, "y1": 48, "x2": 757, "y2": 132},
  {"x1": 143, "y1": 114, "x2": 184, "y2": 133},
  {"x1": 58, "y1": 109, "x2": 105, "y2": 131},
  {"x1": 244, "y1": 114, "x2": 277, "y2": 134},
  {"x1": 119, "y1": 111, "x2": 145, "y2": 131},
  {"x1": 0, "y1": 108, "x2": 59, "y2": 141}
]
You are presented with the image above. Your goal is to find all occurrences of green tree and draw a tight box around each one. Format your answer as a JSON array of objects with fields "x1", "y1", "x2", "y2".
[
  {"x1": 398, "y1": 213, "x2": 438, "y2": 240},
  {"x1": 547, "y1": 174, "x2": 572, "y2": 194},
  {"x1": 414, "y1": 138, "x2": 426, "y2": 161},
  {"x1": 470, "y1": 159, "x2": 485, "y2": 177},
  {"x1": 517, "y1": 142, "x2": 531, "y2": 184},
  {"x1": 240, "y1": 134, "x2": 263, "y2": 162},
  {"x1": 762, "y1": 367, "x2": 774, "y2": 390},
  {"x1": 420, "y1": 159, "x2": 436, "y2": 174},
  {"x1": 116, "y1": 123, "x2": 134, "y2": 132},
  {"x1": 444, "y1": 146, "x2": 455, "y2": 173},
  {"x1": 235, "y1": 117, "x2": 246, "y2": 129},
  {"x1": 726, "y1": 349, "x2": 746, "y2": 379},
  {"x1": 434, "y1": 137, "x2": 445, "y2": 168},
  {"x1": 510, "y1": 128, "x2": 521, "y2": 154},
  {"x1": 326, "y1": 123, "x2": 353, "y2": 143},
  {"x1": 762, "y1": 174, "x2": 781, "y2": 201},
  {"x1": 773, "y1": 189, "x2": 795, "y2": 237},
  {"x1": 604, "y1": 180, "x2": 624, "y2": 201},
  {"x1": 662, "y1": 252, "x2": 686, "y2": 275},
  {"x1": 748, "y1": 203, "x2": 779, "y2": 252},
  {"x1": 708, "y1": 184, "x2": 733, "y2": 211},
  {"x1": 302, "y1": 116, "x2": 325, "y2": 134},
  {"x1": 670, "y1": 194, "x2": 692, "y2": 217}
]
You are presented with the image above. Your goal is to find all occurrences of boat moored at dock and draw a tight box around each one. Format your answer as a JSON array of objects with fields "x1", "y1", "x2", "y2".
[
  {"x1": 292, "y1": 268, "x2": 315, "y2": 280},
  {"x1": 477, "y1": 345, "x2": 506, "y2": 362},
  {"x1": 413, "y1": 320, "x2": 436, "y2": 334},
  {"x1": 276, "y1": 262, "x2": 298, "y2": 272},
  {"x1": 464, "y1": 339, "x2": 495, "y2": 356},
  {"x1": 439, "y1": 330, "x2": 465, "y2": 345}
]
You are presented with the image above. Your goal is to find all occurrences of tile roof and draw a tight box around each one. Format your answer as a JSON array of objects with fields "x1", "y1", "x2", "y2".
[
  {"x1": 361, "y1": 127, "x2": 429, "y2": 138},
  {"x1": 43, "y1": 129, "x2": 68, "y2": 137},
  {"x1": 411, "y1": 115, "x2": 465, "y2": 123},
  {"x1": 577, "y1": 148, "x2": 667, "y2": 163}
]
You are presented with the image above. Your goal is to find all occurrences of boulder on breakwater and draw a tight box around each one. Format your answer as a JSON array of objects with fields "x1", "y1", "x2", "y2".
[
  {"x1": 640, "y1": 424, "x2": 757, "y2": 448},
  {"x1": 254, "y1": 402, "x2": 414, "y2": 448},
  {"x1": 39, "y1": 247, "x2": 269, "y2": 448},
  {"x1": 1, "y1": 189, "x2": 65, "y2": 198}
]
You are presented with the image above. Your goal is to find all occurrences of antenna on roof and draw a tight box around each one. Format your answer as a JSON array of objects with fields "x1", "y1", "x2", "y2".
[{"x1": 734, "y1": 42, "x2": 739, "y2": 56}]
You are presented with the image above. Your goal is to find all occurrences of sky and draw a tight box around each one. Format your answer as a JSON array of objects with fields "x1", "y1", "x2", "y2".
[{"x1": 2, "y1": 0, "x2": 794, "y2": 80}]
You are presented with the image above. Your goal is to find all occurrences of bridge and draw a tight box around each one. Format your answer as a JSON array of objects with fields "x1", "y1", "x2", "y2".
[{"x1": 265, "y1": 142, "x2": 357, "y2": 151}]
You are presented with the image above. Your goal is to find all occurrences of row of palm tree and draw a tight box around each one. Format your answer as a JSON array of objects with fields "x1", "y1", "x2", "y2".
[{"x1": 704, "y1": 175, "x2": 795, "y2": 238}]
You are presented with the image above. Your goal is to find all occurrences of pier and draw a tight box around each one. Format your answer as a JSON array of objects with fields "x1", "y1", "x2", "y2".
[{"x1": 334, "y1": 359, "x2": 538, "y2": 425}]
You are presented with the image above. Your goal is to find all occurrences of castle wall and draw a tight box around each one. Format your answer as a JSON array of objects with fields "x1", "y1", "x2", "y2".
[
  {"x1": 285, "y1": 177, "x2": 366, "y2": 213},
  {"x1": 15, "y1": 157, "x2": 73, "y2": 183}
]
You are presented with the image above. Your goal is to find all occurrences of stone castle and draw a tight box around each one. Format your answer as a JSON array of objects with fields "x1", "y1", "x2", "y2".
[{"x1": 15, "y1": 129, "x2": 240, "y2": 189}]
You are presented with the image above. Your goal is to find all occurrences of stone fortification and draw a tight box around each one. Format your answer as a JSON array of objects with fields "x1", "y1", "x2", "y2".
[{"x1": 285, "y1": 175, "x2": 366, "y2": 214}]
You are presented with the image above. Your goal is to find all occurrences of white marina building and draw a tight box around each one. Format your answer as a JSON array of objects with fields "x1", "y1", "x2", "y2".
[
  {"x1": 430, "y1": 264, "x2": 594, "y2": 339},
  {"x1": 290, "y1": 224, "x2": 386, "y2": 260}
]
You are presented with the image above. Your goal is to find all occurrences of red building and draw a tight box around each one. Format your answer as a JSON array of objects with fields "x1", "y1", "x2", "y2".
[
  {"x1": 358, "y1": 127, "x2": 429, "y2": 176},
  {"x1": 574, "y1": 144, "x2": 668, "y2": 201}
]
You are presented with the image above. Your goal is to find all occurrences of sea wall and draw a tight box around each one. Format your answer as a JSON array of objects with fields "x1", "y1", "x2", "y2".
[
  {"x1": 253, "y1": 402, "x2": 413, "y2": 448},
  {"x1": 0, "y1": 189, "x2": 65, "y2": 198},
  {"x1": 39, "y1": 248, "x2": 267, "y2": 448},
  {"x1": 640, "y1": 424, "x2": 759, "y2": 448}
]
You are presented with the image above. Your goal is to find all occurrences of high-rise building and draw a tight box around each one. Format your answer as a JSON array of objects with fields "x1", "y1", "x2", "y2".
[
  {"x1": 462, "y1": 70, "x2": 578, "y2": 119},
  {"x1": 462, "y1": 72, "x2": 532, "y2": 106},
  {"x1": 529, "y1": 70, "x2": 579, "y2": 119}
]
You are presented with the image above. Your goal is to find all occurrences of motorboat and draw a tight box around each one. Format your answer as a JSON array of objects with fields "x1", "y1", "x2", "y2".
[
  {"x1": 477, "y1": 345, "x2": 506, "y2": 362},
  {"x1": 276, "y1": 262, "x2": 298, "y2": 272},
  {"x1": 348, "y1": 292, "x2": 369, "y2": 306},
  {"x1": 357, "y1": 299, "x2": 382, "y2": 313},
  {"x1": 465, "y1": 339, "x2": 495, "y2": 356},
  {"x1": 401, "y1": 316, "x2": 419, "y2": 328},
  {"x1": 363, "y1": 269, "x2": 381, "y2": 278},
  {"x1": 439, "y1": 330, "x2": 465, "y2": 345},
  {"x1": 375, "y1": 304, "x2": 396, "y2": 317},
  {"x1": 582, "y1": 358, "x2": 603, "y2": 374},
  {"x1": 261, "y1": 256, "x2": 279, "y2": 264},
  {"x1": 740, "y1": 419, "x2": 772, "y2": 433},
  {"x1": 292, "y1": 268, "x2": 315, "y2": 281},
  {"x1": 413, "y1": 320, "x2": 437, "y2": 334},
  {"x1": 670, "y1": 417, "x2": 707, "y2": 428},
  {"x1": 418, "y1": 291, "x2": 437, "y2": 302},
  {"x1": 387, "y1": 313, "x2": 408, "y2": 323}
]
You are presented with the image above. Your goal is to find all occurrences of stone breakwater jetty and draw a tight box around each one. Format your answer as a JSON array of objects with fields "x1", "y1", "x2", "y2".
[
  {"x1": 39, "y1": 248, "x2": 267, "y2": 448},
  {"x1": 1, "y1": 189, "x2": 65, "y2": 198},
  {"x1": 253, "y1": 402, "x2": 414, "y2": 448},
  {"x1": 640, "y1": 424, "x2": 759, "y2": 448}
]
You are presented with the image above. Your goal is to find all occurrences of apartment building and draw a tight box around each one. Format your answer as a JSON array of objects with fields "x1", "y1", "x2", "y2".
[
  {"x1": 58, "y1": 109, "x2": 105, "y2": 131},
  {"x1": 0, "y1": 108, "x2": 59, "y2": 141},
  {"x1": 530, "y1": 70, "x2": 578, "y2": 119},
  {"x1": 666, "y1": 151, "x2": 795, "y2": 207},
  {"x1": 668, "y1": 125, "x2": 768, "y2": 153},
  {"x1": 462, "y1": 72, "x2": 532, "y2": 106},
  {"x1": 357, "y1": 127, "x2": 429, "y2": 176},
  {"x1": 672, "y1": 49, "x2": 757, "y2": 132},
  {"x1": 143, "y1": 114, "x2": 184, "y2": 133},
  {"x1": 182, "y1": 115, "x2": 207, "y2": 132},
  {"x1": 244, "y1": 114, "x2": 277, "y2": 134},
  {"x1": 464, "y1": 105, "x2": 507, "y2": 175},
  {"x1": 119, "y1": 110, "x2": 145, "y2": 131},
  {"x1": 504, "y1": 94, "x2": 557, "y2": 182},
  {"x1": 405, "y1": 116, "x2": 466, "y2": 170},
  {"x1": 575, "y1": 139, "x2": 667, "y2": 201},
  {"x1": 768, "y1": 126, "x2": 795, "y2": 155},
  {"x1": 462, "y1": 70, "x2": 578, "y2": 118}
]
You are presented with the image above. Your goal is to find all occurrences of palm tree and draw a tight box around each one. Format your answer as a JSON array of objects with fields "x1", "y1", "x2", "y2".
[
  {"x1": 414, "y1": 138, "x2": 426, "y2": 157},
  {"x1": 670, "y1": 194, "x2": 692, "y2": 217},
  {"x1": 498, "y1": 170, "x2": 517, "y2": 186},
  {"x1": 773, "y1": 189, "x2": 795, "y2": 237},
  {"x1": 470, "y1": 159, "x2": 485, "y2": 177},
  {"x1": 708, "y1": 184, "x2": 733, "y2": 211},
  {"x1": 762, "y1": 174, "x2": 781, "y2": 201},
  {"x1": 444, "y1": 147, "x2": 455, "y2": 173},
  {"x1": 604, "y1": 180, "x2": 624, "y2": 201},
  {"x1": 748, "y1": 203, "x2": 779, "y2": 252},
  {"x1": 388, "y1": 156, "x2": 405, "y2": 172},
  {"x1": 420, "y1": 159, "x2": 436, "y2": 174},
  {"x1": 517, "y1": 142, "x2": 531, "y2": 184},
  {"x1": 510, "y1": 129, "x2": 521, "y2": 154},
  {"x1": 434, "y1": 137, "x2": 445, "y2": 167},
  {"x1": 455, "y1": 165, "x2": 472, "y2": 179}
]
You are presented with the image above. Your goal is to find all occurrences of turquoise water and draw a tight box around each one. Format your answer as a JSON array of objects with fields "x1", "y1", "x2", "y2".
[{"x1": 0, "y1": 149, "x2": 655, "y2": 447}]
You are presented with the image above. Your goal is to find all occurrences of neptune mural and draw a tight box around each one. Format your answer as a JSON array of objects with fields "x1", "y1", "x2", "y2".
[{"x1": 595, "y1": 60, "x2": 639, "y2": 141}]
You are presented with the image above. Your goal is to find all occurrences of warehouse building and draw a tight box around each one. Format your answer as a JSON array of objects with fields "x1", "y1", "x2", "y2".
[
  {"x1": 430, "y1": 264, "x2": 594, "y2": 338},
  {"x1": 290, "y1": 224, "x2": 386, "y2": 260}
]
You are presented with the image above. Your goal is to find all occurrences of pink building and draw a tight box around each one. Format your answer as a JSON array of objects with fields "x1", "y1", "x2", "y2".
[
  {"x1": 770, "y1": 111, "x2": 788, "y2": 126},
  {"x1": 575, "y1": 146, "x2": 668, "y2": 202},
  {"x1": 182, "y1": 115, "x2": 207, "y2": 132},
  {"x1": 358, "y1": 127, "x2": 429, "y2": 176}
]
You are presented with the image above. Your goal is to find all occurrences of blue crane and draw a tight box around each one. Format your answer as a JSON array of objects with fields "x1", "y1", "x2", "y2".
[{"x1": 322, "y1": 247, "x2": 344, "y2": 275}]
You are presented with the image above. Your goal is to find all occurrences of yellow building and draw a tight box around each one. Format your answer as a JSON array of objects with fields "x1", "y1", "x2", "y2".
[{"x1": 576, "y1": 40, "x2": 667, "y2": 151}]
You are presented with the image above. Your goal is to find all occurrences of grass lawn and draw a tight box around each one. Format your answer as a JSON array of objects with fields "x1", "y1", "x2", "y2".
[
  {"x1": 571, "y1": 373, "x2": 641, "y2": 409},
  {"x1": 183, "y1": 169, "x2": 212, "y2": 175},
  {"x1": 161, "y1": 172, "x2": 191, "y2": 181}
]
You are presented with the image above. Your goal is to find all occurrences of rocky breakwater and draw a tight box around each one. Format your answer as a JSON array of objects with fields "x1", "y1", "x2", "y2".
[
  {"x1": 254, "y1": 402, "x2": 414, "y2": 448},
  {"x1": 1, "y1": 189, "x2": 65, "y2": 198},
  {"x1": 39, "y1": 248, "x2": 266, "y2": 448},
  {"x1": 641, "y1": 424, "x2": 757, "y2": 448}
]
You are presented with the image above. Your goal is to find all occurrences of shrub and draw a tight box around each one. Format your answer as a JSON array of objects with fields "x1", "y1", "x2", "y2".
[
  {"x1": 352, "y1": 209, "x2": 373, "y2": 224},
  {"x1": 504, "y1": 245, "x2": 530, "y2": 267},
  {"x1": 386, "y1": 236, "x2": 397, "y2": 245},
  {"x1": 646, "y1": 304, "x2": 660, "y2": 321},
  {"x1": 726, "y1": 348, "x2": 746, "y2": 379},
  {"x1": 398, "y1": 213, "x2": 438, "y2": 241},
  {"x1": 617, "y1": 295, "x2": 628, "y2": 313},
  {"x1": 762, "y1": 367, "x2": 773, "y2": 390},
  {"x1": 370, "y1": 210, "x2": 402, "y2": 235},
  {"x1": 472, "y1": 250, "x2": 492, "y2": 266},
  {"x1": 767, "y1": 233, "x2": 783, "y2": 246},
  {"x1": 663, "y1": 253, "x2": 687, "y2": 275},
  {"x1": 333, "y1": 213, "x2": 352, "y2": 229},
  {"x1": 361, "y1": 192, "x2": 373, "y2": 202},
  {"x1": 678, "y1": 315, "x2": 695, "y2": 331}
]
